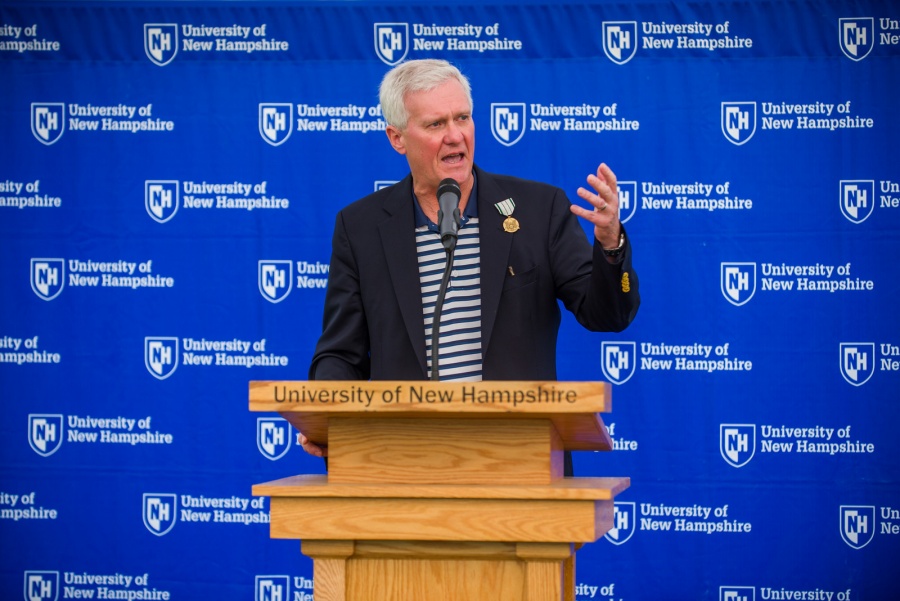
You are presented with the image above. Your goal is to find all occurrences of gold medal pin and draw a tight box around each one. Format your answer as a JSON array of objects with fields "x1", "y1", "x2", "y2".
[
  {"x1": 495, "y1": 198, "x2": 518, "y2": 233},
  {"x1": 502, "y1": 216, "x2": 519, "y2": 232}
]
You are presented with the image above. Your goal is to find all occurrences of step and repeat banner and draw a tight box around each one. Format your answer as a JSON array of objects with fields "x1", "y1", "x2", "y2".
[{"x1": 2, "y1": 1, "x2": 898, "y2": 599}]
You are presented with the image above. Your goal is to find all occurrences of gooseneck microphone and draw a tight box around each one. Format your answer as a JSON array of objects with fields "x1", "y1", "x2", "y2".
[
  {"x1": 431, "y1": 178, "x2": 462, "y2": 380},
  {"x1": 436, "y1": 178, "x2": 461, "y2": 251}
]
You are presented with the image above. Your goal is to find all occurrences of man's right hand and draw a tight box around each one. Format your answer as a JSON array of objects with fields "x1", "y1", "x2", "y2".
[{"x1": 299, "y1": 433, "x2": 328, "y2": 458}]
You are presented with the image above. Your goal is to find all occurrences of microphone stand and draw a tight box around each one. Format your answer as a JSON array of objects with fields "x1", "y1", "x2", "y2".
[{"x1": 430, "y1": 244, "x2": 455, "y2": 381}]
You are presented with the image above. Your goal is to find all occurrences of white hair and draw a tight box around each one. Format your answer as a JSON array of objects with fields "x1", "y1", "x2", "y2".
[{"x1": 379, "y1": 59, "x2": 473, "y2": 129}]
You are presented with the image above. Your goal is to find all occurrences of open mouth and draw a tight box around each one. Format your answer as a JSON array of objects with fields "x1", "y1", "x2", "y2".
[{"x1": 442, "y1": 152, "x2": 465, "y2": 164}]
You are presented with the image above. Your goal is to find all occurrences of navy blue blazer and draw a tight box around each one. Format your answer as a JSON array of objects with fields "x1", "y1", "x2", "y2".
[{"x1": 309, "y1": 165, "x2": 639, "y2": 381}]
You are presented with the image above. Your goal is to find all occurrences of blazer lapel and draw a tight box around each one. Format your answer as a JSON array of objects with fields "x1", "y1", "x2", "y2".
[
  {"x1": 475, "y1": 167, "x2": 514, "y2": 357},
  {"x1": 378, "y1": 176, "x2": 428, "y2": 376}
]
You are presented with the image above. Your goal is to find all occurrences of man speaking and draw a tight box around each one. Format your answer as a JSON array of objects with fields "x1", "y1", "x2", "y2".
[{"x1": 302, "y1": 59, "x2": 639, "y2": 469}]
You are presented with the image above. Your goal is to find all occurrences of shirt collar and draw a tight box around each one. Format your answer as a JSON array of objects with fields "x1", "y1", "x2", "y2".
[{"x1": 412, "y1": 171, "x2": 479, "y2": 229}]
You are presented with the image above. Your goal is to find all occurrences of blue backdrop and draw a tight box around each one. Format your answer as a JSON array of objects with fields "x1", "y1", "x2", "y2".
[{"x1": 2, "y1": 1, "x2": 898, "y2": 599}]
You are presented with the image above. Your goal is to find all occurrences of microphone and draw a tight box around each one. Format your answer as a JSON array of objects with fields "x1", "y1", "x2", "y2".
[{"x1": 437, "y1": 178, "x2": 461, "y2": 251}]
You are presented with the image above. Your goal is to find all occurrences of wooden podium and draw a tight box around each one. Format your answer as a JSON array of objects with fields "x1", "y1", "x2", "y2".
[{"x1": 250, "y1": 380, "x2": 628, "y2": 601}]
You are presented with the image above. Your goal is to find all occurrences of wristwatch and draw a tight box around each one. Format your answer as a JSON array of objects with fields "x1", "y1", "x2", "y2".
[{"x1": 602, "y1": 231, "x2": 626, "y2": 257}]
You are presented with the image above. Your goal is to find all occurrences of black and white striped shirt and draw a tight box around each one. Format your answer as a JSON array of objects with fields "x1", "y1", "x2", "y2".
[{"x1": 414, "y1": 187, "x2": 483, "y2": 382}]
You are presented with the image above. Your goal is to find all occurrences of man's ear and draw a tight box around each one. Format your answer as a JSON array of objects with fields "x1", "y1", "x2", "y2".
[{"x1": 385, "y1": 125, "x2": 407, "y2": 155}]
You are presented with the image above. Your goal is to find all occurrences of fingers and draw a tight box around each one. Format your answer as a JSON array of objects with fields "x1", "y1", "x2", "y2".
[
  {"x1": 598, "y1": 162, "x2": 618, "y2": 192},
  {"x1": 572, "y1": 163, "x2": 622, "y2": 249},
  {"x1": 586, "y1": 163, "x2": 618, "y2": 210},
  {"x1": 299, "y1": 433, "x2": 328, "y2": 458},
  {"x1": 575, "y1": 184, "x2": 611, "y2": 214},
  {"x1": 575, "y1": 163, "x2": 619, "y2": 220}
]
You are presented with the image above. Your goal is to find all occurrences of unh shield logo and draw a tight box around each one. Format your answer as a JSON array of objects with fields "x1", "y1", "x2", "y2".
[
  {"x1": 617, "y1": 181, "x2": 637, "y2": 224},
  {"x1": 601, "y1": 341, "x2": 636, "y2": 385},
  {"x1": 374, "y1": 23, "x2": 408, "y2": 66},
  {"x1": 839, "y1": 180, "x2": 874, "y2": 224},
  {"x1": 839, "y1": 18, "x2": 874, "y2": 61},
  {"x1": 602, "y1": 22, "x2": 637, "y2": 65},
  {"x1": 145, "y1": 337, "x2": 179, "y2": 380},
  {"x1": 604, "y1": 501, "x2": 635, "y2": 545},
  {"x1": 31, "y1": 103, "x2": 65, "y2": 145},
  {"x1": 256, "y1": 575, "x2": 290, "y2": 601},
  {"x1": 721, "y1": 262, "x2": 756, "y2": 306},
  {"x1": 839, "y1": 342, "x2": 875, "y2": 386},
  {"x1": 258, "y1": 260, "x2": 293, "y2": 304},
  {"x1": 490, "y1": 103, "x2": 526, "y2": 147},
  {"x1": 143, "y1": 493, "x2": 177, "y2": 536},
  {"x1": 145, "y1": 180, "x2": 179, "y2": 223},
  {"x1": 28, "y1": 414, "x2": 64, "y2": 458},
  {"x1": 144, "y1": 23, "x2": 178, "y2": 66},
  {"x1": 720, "y1": 586, "x2": 755, "y2": 601},
  {"x1": 258, "y1": 418, "x2": 292, "y2": 460},
  {"x1": 840, "y1": 505, "x2": 875, "y2": 549},
  {"x1": 31, "y1": 258, "x2": 65, "y2": 301},
  {"x1": 720, "y1": 424, "x2": 756, "y2": 468},
  {"x1": 721, "y1": 102, "x2": 756, "y2": 145},
  {"x1": 24, "y1": 571, "x2": 59, "y2": 601},
  {"x1": 259, "y1": 103, "x2": 293, "y2": 146}
]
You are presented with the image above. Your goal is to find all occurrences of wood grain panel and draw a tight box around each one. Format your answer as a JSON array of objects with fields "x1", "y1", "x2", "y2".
[
  {"x1": 253, "y1": 474, "x2": 630, "y2": 501},
  {"x1": 269, "y1": 497, "x2": 603, "y2": 542},
  {"x1": 524, "y1": 560, "x2": 563, "y2": 601},
  {"x1": 327, "y1": 417, "x2": 562, "y2": 484},
  {"x1": 352, "y1": 540, "x2": 518, "y2": 560},
  {"x1": 346, "y1": 557, "x2": 525, "y2": 601}
]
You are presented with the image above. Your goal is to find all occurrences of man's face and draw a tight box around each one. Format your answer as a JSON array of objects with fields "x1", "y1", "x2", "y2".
[{"x1": 386, "y1": 78, "x2": 475, "y2": 196}]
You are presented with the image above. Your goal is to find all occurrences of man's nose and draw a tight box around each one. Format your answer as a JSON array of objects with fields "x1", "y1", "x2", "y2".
[{"x1": 444, "y1": 121, "x2": 464, "y2": 143}]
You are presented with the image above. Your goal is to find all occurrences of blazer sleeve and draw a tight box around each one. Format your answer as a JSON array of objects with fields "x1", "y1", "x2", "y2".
[
  {"x1": 308, "y1": 210, "x2": 371, "y2": 380},
  {"x1": 549, "y1": 187, "x2": 640, "y2": 333}
]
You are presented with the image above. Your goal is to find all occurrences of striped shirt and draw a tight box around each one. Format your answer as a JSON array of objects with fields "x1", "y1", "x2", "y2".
[{"x1": 414, "y1": 191, "x2": 483, "y2": 382}]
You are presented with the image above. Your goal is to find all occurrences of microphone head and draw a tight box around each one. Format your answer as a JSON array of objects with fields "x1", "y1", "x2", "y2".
[
  {"x1": 436, "y1": 178, "x2": 461, "y2": 251},
  {"x1": 437, "y1": 178, "x2": 461, "y2": 199}
]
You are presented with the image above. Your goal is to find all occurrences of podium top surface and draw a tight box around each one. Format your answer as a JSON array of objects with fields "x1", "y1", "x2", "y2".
[
  {"x1": 253, "y1": 474, "x2": 630, "y2": 501},
  {"x1": 250, "y1": 380, "x2": 611, "y2": 414},
  {"x1": 249, "y1": 380, "x2": 614, "y2": 450}
]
